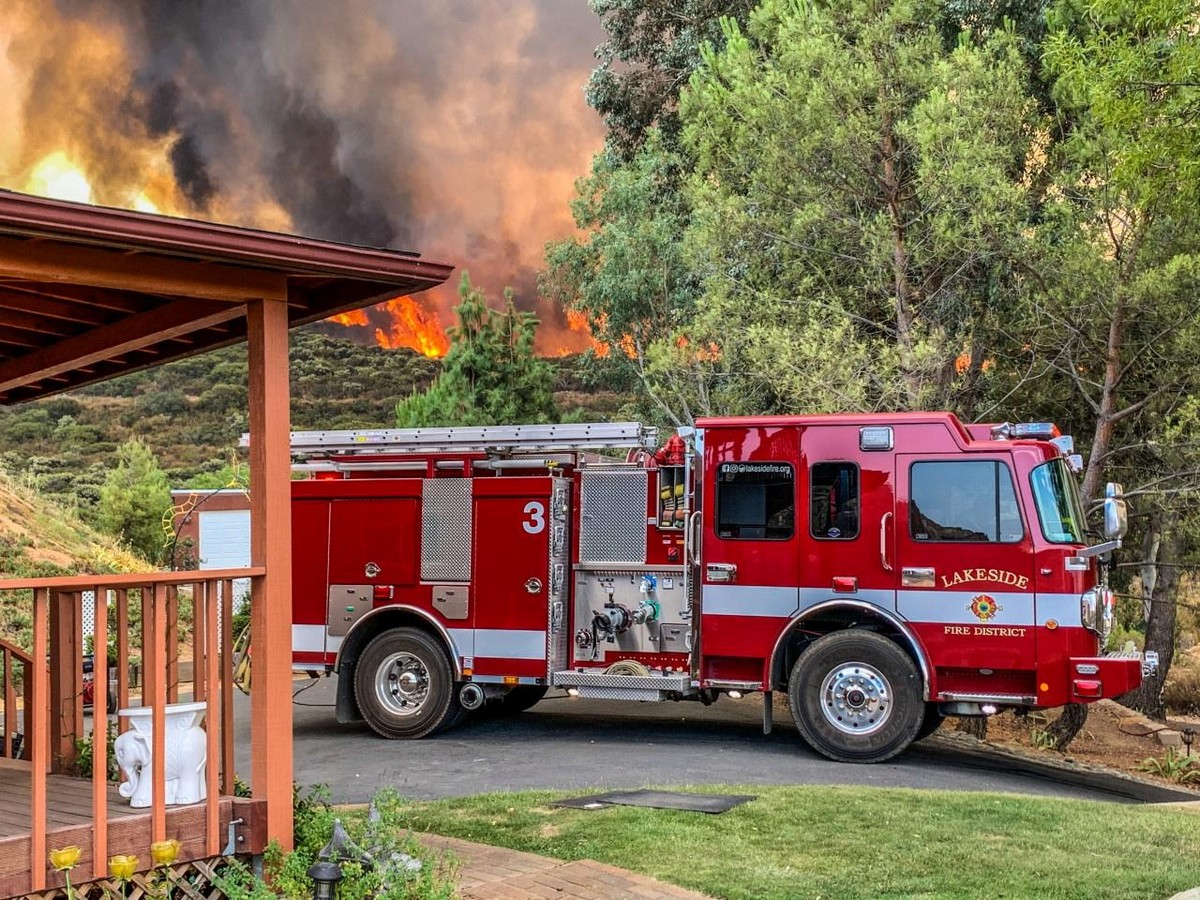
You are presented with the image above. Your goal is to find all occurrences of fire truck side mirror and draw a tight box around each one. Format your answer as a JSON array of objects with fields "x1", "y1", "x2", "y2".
[{"x1": 1103, "y1": 483, "x2": 1128, "y2": 540}]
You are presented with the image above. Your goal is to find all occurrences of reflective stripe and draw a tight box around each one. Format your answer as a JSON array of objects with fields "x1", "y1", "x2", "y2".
[
  {"x1": 702, "y1": 584, "x2": 798, "y2": 617},
  {"x1": 293, "y1": 624, "x2": 326, "y2": 654},
  {"x1": 898, "y1": 590, "x2": 1035, "y2": 626},
  {"x1": 474, "y1": 629, "x2": 547, "y2": 660},
  {"x1": 449, "y1": 628, "x2": 474, "y2": 657},
  {"x1": 798, "y1": 587, "x2": 893, "y2": 610},
  {"x1": 1038, "y1": 592, "x2": 1083, "y2": 627}
]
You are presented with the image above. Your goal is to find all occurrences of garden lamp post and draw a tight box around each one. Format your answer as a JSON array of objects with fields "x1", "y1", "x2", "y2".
[{"x1": 307, "y1": 861, "x2": 343, "y2": 900}]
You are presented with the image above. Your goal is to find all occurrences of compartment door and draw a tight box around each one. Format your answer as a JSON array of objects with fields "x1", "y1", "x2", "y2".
[{"x1": 471, "y1": 476, "x2": 555, "y2": 680}]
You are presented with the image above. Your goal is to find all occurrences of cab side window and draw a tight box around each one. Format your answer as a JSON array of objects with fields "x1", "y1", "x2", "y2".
[
  {"x1": 910, "y1": 461, "x2": 1023, "y2": 543},
  {"x1": 810, "y1": 462, "x2": 859, "y2": 540},
  {"x1": 716, "y1": 462, "x2": 794, "y2": 540}
]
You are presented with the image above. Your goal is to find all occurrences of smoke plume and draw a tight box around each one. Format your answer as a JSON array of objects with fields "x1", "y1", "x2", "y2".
[{"x1": 0, "y1": 0, "x2": 605, "y2": 354}]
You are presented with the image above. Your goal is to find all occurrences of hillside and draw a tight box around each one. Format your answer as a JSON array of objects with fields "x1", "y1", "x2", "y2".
[{"x1": 0, "y1": 327, "x2": 629, "y2": 516}]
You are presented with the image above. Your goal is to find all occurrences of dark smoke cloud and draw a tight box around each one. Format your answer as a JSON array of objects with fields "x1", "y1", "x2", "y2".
[{"x1": 9, "y1": 0, "x2": 605, "y2": 349}]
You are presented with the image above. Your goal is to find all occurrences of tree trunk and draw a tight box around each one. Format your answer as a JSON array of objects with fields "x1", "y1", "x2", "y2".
[
  {"x1": 1081, "y1": 295, "x2": 1126, "y2": 503},
  {"x1": 1120, "y1": 514, "x2": 1179, "y2": 718},
  {"x1": 1047, "y1": 702, "x2": 1088, "y2": 750}
]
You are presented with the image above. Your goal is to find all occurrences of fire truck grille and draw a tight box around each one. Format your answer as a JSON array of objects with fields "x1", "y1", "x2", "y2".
[
  {"x1": 579, "y1": 469, "x2": 648, "y2": 564},
  {"x1": 421, "y1": 478, "x2": 472, "y2": 581}
]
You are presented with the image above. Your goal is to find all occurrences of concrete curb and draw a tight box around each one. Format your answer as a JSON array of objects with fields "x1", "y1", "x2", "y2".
[{"x1": 917, "y1": 732, "x2": 1199, "y2": 804}]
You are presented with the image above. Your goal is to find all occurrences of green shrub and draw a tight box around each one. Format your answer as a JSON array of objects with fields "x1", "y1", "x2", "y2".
[{"x1": 211, "y1": 786, "x2": 458, "y2": 899}]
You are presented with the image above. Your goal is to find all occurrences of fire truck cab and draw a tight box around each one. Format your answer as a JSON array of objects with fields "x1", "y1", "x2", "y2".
[{"x1": 278, "y1": 413, "x2": 1145, "y2": 764}]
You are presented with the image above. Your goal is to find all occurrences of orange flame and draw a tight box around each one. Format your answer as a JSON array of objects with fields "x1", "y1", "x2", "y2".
[
  {"x1": 329, "y1": 309, "x2": 370, "y2": 327},
  {"x1": 563, "y1": 309, "x2": 612, "y2": 357},
  {"x1": 373, "y1": 296, "x2": 449, "y2": 358}
]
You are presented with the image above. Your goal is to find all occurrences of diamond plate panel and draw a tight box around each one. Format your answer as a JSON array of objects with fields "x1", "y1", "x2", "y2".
[
  {"x1": 575, "y1": 686, "x2": 670, "y2": 701},
  {"x1": 579, "y1": 470, "x2": 647, "y2": 563},
  {"x1": 421, "y1": 479, "x2": 472, "y2": 581},
  {"x1": 552, "y1": 671, "x2": 692, "y2": 691}
]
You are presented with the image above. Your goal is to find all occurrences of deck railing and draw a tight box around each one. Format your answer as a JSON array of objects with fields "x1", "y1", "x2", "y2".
[{"x1": 0, "y1": 568, "x2": 263, "y2": 892}]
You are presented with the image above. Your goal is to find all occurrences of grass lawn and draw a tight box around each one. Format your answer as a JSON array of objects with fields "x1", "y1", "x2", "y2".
[{"x1": 388, "y1": 785, "x2": 1200, "y2": 899}]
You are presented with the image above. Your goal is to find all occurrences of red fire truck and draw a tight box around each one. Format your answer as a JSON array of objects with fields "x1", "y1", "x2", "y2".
[{"x1": 280, "y1": 414, "x2": 1147, "y2": 763}]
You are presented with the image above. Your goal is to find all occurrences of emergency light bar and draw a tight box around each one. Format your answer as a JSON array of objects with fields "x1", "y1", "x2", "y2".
[{"x1": 990, "y1": 422, "x2": 1061, "y2": 440}]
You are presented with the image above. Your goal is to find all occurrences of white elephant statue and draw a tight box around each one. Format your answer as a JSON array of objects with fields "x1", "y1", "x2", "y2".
[{"x1": 115, "y1": 702, "x2": 208, "y2": 808}]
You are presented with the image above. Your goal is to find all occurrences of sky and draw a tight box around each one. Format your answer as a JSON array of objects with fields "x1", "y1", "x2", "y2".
[{"x1": 0, "y1": 0, "x2": 608, "y2": 353}]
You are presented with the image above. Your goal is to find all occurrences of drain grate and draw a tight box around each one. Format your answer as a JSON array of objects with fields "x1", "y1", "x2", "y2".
[{"x1": 552, "y1": 789, "x2": 755, "y2": 814}]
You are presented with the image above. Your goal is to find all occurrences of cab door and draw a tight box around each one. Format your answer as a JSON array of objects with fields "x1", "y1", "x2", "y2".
[
  {"x1": 470, "y1": 476, "x2": 556, "y2": 681},
  {"x1": 698, "y1": 425, "x2": 801, "y2": 685},
  {"x1": 895, "y1": 455, "x2": 1037, "y2": 679}
]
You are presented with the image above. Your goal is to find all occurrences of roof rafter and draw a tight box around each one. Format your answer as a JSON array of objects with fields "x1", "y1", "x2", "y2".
[
  {"x1": 0, "y1": 234, "x2": 289, "y2": 303},
  {"x1": 0, "y1": 298, "x2": 249, "y2": 393}
]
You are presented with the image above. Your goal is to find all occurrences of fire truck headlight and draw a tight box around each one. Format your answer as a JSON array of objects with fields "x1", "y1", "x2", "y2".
[
  {"x1": 1099, "y1": 587, "x2": 1115, "y2": 642},
  {"x1": 1080, "y1": 588, "x2": 1114, "y2": 642},
  {"x1": 1080, "y1": 588, "x2": 1099, "y2": 633}
]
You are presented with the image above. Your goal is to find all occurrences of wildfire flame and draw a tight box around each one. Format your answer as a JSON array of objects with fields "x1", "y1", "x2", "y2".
[
  {"x1": 26, "y1": 152, "x2": 93, "y2": 204},
  {"x1": 329, "y1": 310, "x2": 370, "y2": 327},
  {"x1": 373, "y1": 296, "x2": 449, "y2": 358}
]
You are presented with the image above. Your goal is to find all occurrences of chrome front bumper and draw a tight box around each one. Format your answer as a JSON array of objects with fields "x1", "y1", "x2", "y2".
[{"x1": 1104, "y1": 646, "x2": 1159, "y2": 678}]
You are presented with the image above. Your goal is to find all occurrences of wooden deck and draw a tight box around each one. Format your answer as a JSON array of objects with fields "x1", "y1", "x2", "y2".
[{"x1": 0, "y1": 761, "x2": 265, "y2": 897}]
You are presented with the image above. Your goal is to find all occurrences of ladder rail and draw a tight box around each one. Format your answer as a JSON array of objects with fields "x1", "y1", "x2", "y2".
[{"x1": 240, "y1": 421, "x2": 659, "y2": 458}]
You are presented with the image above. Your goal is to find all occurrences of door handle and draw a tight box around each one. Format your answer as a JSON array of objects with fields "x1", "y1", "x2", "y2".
[
  {"x1": 525, "y1": 577, "x2": 543, "y2": 594},
  {"x1": 880, "y1": 513, "x2": 893, "y2": 572},
  {"x1": 706, "y1": 563, "x2": 736, "y2": 583},
  {"x1": 686, "y1": 510, "x2": 702, "y2": 565},
  {"x1": 902, "y1": 566, "x2": 935, "y2": 587}
]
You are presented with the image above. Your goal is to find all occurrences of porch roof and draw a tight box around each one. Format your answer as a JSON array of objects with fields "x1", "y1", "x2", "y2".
[{"x1": 0, "y1": 189, "x2": 454, "y2": 403}]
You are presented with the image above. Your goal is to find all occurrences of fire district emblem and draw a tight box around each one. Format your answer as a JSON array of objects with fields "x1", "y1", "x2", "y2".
[{"x1": 968, "y1": 594, "x2": 1002, "y2": 622}]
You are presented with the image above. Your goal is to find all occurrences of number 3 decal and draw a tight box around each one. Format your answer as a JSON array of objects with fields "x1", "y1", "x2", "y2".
[{"x1": 522, "y1": 501, "x2": 546, "y2": 534}]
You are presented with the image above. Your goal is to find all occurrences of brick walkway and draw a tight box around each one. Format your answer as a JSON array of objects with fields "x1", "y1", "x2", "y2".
[{"x1": 416, "y1": 833, "x2": 712, "y2": 899}]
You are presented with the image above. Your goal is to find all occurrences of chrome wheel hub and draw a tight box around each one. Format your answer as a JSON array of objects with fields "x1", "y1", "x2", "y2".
[
  {"x1": 820, "y1": 662, "x2": 891, "y2": 735},
  {"x1": 375, "y1": 652, "x2": 430, "y2": 717}
]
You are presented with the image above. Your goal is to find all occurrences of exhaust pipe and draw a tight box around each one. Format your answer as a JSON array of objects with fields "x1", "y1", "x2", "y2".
[{"x1": 459, "y1": 683, "x2": 486, "y2": 711}]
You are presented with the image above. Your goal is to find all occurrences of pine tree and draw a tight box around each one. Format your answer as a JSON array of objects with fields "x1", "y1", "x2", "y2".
[
  {"x1": 97, "y1": 438, "x2": 171, "y2": 563},
  {"x1": 395, "y1": 274, "x2": 558, "y2": 427}
]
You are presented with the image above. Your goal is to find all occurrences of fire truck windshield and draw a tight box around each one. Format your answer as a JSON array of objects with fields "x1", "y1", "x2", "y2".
[{"x1": 1030, "y1": 459, "x2": 1087, "y2": 544}]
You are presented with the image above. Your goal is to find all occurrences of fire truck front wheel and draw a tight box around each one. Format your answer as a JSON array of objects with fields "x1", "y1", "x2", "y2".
[
  {"x1": 354, "y1": 628, "x2": 458, "y2": 740},
  {"x1": 788, "y1": 630, "x2": 923, "y2": 763}
]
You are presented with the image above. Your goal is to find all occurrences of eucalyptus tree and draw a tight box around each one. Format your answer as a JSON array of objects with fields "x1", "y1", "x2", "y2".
[
  {"x1": 681, "y1": 0, "x2": 1042, "y2": 417},
  {"x1": 587, "y1": 0, "x2": 758, "y2": 160},
  {"x1": 1033, "y1": 0, "x2": 1200, "y2": 719}
]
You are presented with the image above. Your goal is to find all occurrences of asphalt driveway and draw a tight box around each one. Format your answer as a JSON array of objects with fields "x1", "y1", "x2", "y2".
[{"x1": 232, "y1": 675, "x2": 1186, "y2": 805}]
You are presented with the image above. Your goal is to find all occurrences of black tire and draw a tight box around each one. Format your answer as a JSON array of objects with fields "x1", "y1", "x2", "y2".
[
  {"x1": 915, "y1": 704, "x2": 944, "y2": 741},
  {"x1": 788, "y1": 630, "x2": 923, "y2": 763},
  {"x1": 354, "y1": 628, "x2": 459, "y2": 739}
]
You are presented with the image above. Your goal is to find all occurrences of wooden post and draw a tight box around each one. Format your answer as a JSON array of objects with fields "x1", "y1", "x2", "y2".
[
  {"x1": 151, "y1": 582, "x2": 168, "y2": 842},
  {"x1": 246, "y1": 297, "x2": 294, "y2": 850},
  {"x1": 30, "y1": 588, "x2": 48, "y2": 892},
  {"x1": 204, "y1": 580, "x2": 221, "y2": 856},
  {"x1": 166, "y1": 583, "x2": 179, "y2": 703},
  {"x1": 48, "y1": 591, "x2": 81, "y2": 773},
  {"x1": 91, "y1": 586, "x2": 108, "y2": 880}
]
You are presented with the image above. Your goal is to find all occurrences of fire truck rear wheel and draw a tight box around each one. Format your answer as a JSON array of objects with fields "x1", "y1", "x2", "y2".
[
  {"x1": 354, "y1": 628, "x2": 458, "y2": 740},
  {"x1": 788, "y1": 630, "x2": 923, "y2": 763}
]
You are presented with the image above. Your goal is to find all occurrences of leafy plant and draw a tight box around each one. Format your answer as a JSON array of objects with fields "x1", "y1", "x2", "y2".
[
  {"x1": 1030, "y1": 728, "x2": 1057, "y2": 750},
  {"x1": 213, "y1": 785, "x2": 457, "y2": 899},
  {"x1": 1136, "y1": 748, "x2": 1200, "y2": 783},
  {"x1": 71, "y1": 721, "x2": 118, "y2": 781}
]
